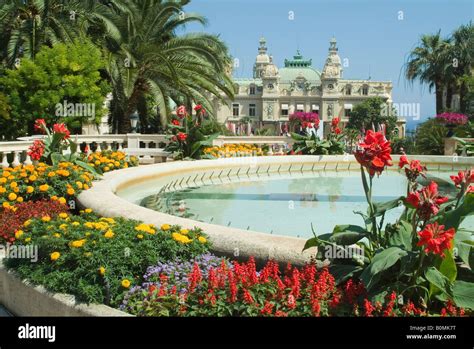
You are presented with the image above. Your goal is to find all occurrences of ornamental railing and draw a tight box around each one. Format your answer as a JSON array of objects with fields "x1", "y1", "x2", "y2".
[
  {"x1": 444, "y1": 137, "x2": 474, "y2": 156},
  {"x1": 0, "y1": 134, "x2": 296, "y2": 168}
]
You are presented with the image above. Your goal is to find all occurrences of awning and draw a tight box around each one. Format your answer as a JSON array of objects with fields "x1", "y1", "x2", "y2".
[
  {"x1": 344, "y1": 104, "x2": 353, "y2": 109},
  {"x1": 311, "y1": 104, "x2": 320, "y2": 110},
  {"x1": 281, "y1": 104, "x2": 289, "y2": 109},
  {"x1": 296, "y1": 104, "x2": 304, "y2": 110}
]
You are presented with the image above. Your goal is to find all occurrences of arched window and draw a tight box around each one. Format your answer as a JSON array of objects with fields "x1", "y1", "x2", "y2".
[
  {"x1": 249, "y1": 84, "x2": 256, "y2": 95},
  {"x1": 345, "y1": 85, "x2": 352, "y2": 95},
  {"x1": 362, "y1": 85, "x2": 369, "y2": 96}
]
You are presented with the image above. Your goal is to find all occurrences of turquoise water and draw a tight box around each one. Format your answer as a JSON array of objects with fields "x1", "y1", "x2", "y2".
[{"x1": 141, "y1": 171, "x2": 472, "y2": 238}]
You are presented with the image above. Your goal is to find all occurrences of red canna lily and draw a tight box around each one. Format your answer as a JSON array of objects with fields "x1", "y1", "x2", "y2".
[
  {"x1": 177, "y1": 132, "x2": 187, "y2": 142},
  {"x1": 417, "y1": 222, "x2": 455, "y2": 258},
  {"x1": 398, "y1": 155, "x2": 409, "y2": 168},
  {"x1": 52, "y1": 123, "x2": 70, "y2": 139},
  {"x1": 34, "y1": 119, "x2": 46, "y2": 133},
  {"x1": 176, "y1": 105, "x2": 187, "y2": 118},
  {"x1": 406, "y1": 181, "x2": 449, "y2": 220},
  {"x1": 450, "y1": 169, "x2": 473, "y2": 188},
  {"x1": 354, "y1": 130, "x2": 393, "y2": 176}
]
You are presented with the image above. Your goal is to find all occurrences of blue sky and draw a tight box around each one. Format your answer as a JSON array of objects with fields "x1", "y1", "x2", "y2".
[{"x1": 182, "y1": 0, "x2": 473, "y2": 130}]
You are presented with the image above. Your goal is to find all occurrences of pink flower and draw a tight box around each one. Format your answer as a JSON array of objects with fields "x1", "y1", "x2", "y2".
[{"x1": 176, "y1": 105, "x2": 187, "y2": 119}]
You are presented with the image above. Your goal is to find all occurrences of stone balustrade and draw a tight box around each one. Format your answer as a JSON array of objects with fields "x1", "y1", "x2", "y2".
[
  {"x1": 0, "y1": 134, "x2": 298, "y2": 168},
  {"x1": 444, "y1": 137, "x2": 474, "y2": 156}
]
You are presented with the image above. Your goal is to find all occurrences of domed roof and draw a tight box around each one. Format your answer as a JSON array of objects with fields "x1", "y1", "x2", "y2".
[
  {"x1": 279, "y1": 67, "x2": 321, "y2": 82},
  {"x1": 279, "y1": 50, "x2": 321, "y2": 82},
  {"x1": 256, "y1": 53, "x2": 270, "y2": 64}
]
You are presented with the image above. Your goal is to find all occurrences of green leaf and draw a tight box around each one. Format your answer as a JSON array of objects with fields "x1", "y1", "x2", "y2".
[
  {"x1": 75, "y1": 160, "x2": 101, "y2": 178},
  {"x1": 372, "y1": 196, "x2": 404, "y2": 217},
  {"x1": 329, "y1": 264, "x2": 364, "y2": 284},
  {"x1": 330, "y1": 225, "x2": 368, "y2": 245},
  {"x1": 425, "y1": 267, "x2": 453, "y2": 298},
  {"x1": 360, "y1": 247, "x2": 408, "y2": 290},
  {"x1": 434, "y1": 194, "x2": 474, "y2": 230},
  {"x1": 50, "y1": 153, "x2": 64, "y2": 166},
  {"x1": 388, "y1": 220, "x2": 413, "y2": 250},
  {"x1": 303, "y1": 237, "x2": 319, "y2": 251},
  {"x1": 454, "y1": 229, "x2": 474, "y2": 268},
  {"x1": 452, "y1": 280, "x2": 474, "y2": 309}
]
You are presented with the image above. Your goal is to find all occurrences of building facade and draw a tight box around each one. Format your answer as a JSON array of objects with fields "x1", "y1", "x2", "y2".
[{"x1": 213, "y1": 37, "x2": 405, "y2": 137}]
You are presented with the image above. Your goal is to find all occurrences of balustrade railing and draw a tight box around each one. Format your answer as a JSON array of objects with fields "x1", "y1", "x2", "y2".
[{"x1": 0, "y1": 134, "x2": 297, "y2": 168}]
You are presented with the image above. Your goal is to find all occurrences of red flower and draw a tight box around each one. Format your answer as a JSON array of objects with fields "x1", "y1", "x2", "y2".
[
  {"x1": 27, "y1": 139, "x2": 45, "y2": 161},
  {"x1": 260, "y1": 301, "x2": 274, "y2": 315},
  {"x1": 177, "y1": 132, "x2": 187, "y2": 142},
  {"x1": 468, "y1": 186, "x2": 474, "y2": 193},
  {"x1": 450, "y1": 169, "x2": 473, "y2": 191},
  {"x1": 34, "y1": 119, "x2": 46, "y2": 133},
  {"x1": 417, "y1": 222, "x2": 455, "y2": 258},
  {"x1": 364, "y1": 299, "x2": 375, "y2": 317},
  {"x1": 194, "y1": 104, "x2": 205, "y2": 114},
  {"x1": 354, "y1": 130, "x2": 393, "y2": 176},
  {"x1": 171, "y1": 119, "x2": 180, "y2": 126},
  {"x1": 399, "y1": 157, "x2": 426, "y2": 181},
  {"x1": 334, "y1": 127, "x2": 341, "y2": 135},
  {"x1": 331, "y1": 117, "x2": 340, "y2": 127},
  {"x1": 406, "y1": 181, "x2": 449, "y2": 220},
  {"x1": 398, "y1": 155, "x2": 409, "y2": 168},
  {"x1": 52, "y1": 123, "x2": 70, "y2": 139},
  {"x1": 176, "y1": 105, "x2": 187, "y2": 118}
]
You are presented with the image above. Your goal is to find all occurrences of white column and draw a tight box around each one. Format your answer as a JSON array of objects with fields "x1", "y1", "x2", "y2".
[
  {"x1": 1, "y1": 152, "x2": 10, "y2": 168},
  {"x1": 12, "y1": 151, "x2": 21, "y2": 167}
]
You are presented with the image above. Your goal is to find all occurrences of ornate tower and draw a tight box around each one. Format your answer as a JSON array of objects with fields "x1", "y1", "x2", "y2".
[
  {"x1": 253, "y1": 37, "x2": 271, "y2": 78},
  {"x1": 321, "y1": 37, "x2": 343, "y2": 123}
]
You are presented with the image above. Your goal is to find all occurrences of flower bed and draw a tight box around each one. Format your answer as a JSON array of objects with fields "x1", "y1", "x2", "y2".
[
  {"x1": 202, "y1": 144, "x2": 266, "y2": 158},
  {"x1": 86, "y1": 150, "x2": 138, "y2": 173},
  {"x1": 122, "y1": 256, "x2": 465, "y2": 317},
  {"x1": 4, "y1": 212, "x2": 209, "y2": 307},
  {"x1": 0, "y1": 162, "x2": 94, "y2": 209}
]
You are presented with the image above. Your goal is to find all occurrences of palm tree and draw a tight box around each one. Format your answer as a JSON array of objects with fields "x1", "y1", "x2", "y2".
[
  {"x1": 0, "y1": 0, "x2": 123, "y2": 67},
  {"x1": 450, "y1": 22, "x2": 474, "y2": 113},
  {"x1": 405, "y1": 31, "x2": 452, "y2": 114},
  {"x1": 103, "y1": 0, "x2": 234, "y2": 133}
]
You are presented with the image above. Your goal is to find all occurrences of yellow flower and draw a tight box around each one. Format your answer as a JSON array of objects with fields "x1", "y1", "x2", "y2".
[
  {"x1": 53, "y1": 233, "x2": 61, "y2": 238},
  {"x1": 67, "y1": 188, "x2": 75, "y2": 196},
  {"x1": 99, "y1": 267, "x2": 105, "y2": 276},
  {"x1": 104, "y1": 230, "x2": 114, "y2": 238},
  {"x1": 10, "y1": 182, "x2": 17, "y2": 188},
  {"x1": 39, "y1": 184, "x2": 49, "y2": 192},
  {"x1": 135, "y1": 223, "x2": 156, "y2": 234},
  {"x1": 41, "y1": 216, "x2": 51, "y2": 222},
  {"x1": 198, "y1": 236, "x2": 207, "y2": 244},
  {"x1": 121, "y1": 279, "x2": 131, "y2": 288},
  {"x1": 172, "y1": 232, "x2": 192, "y2": 244},
  {"x1": 59, "y1": 223, "x2": 68, "y2": 230},
  {"x1": 161, "y1": 224, "x2": 171, "y2": 231},
  {"x1": 84, "y1": 208, "x2": 92, "y2": 213},
  {"x1": 51, "y1": 195, "x2": 58, "y2": 201},
  {"x1": 59, "y1": 213, "x2": 68, "y2": 219},
  {"x1": 26, "y1": 186, "x2": 34, "y2": 194},
  {"x1": 83, "y1": 184, "x2": 90, "y2": 190},
  {"x1": 137, "y1": 234, "x2": 144, "y2": 239},
  {"x1": 15, "y1": 230, "x2": 24, "y2": 239},
  {"x1": 48, "y1": 171, "x2": 56, "y2": 177},
  {"x1": 104, "y1": 166, "x2": 110, "y2": 172},
  {"x1": 70, "y1": 239, "x2": 86, "y2": 248},
  {"x1": 72, "y1": 222, "x2": 80, "y2": 226},
  {"x1": 16, "y1": 196, "x2": 23, "y2": 203},
  {"x1": 25, "y1": 237, "x2": 31, "y2": 242},
  {"x1": 2, "y1": 202, "x2": 11, "y2": 209},
  {"x1": 180, "y1": 229, "x2": 189, "y2": 235},
  {"x1": 75, "y1": 181, "x2": 83, "y2": 189},
  {"x1": 58, "y1": 197, "x2": 66, "y2": 205},
  {"x1": 8, "y1": 192, "x2": 17, "y2": 201},
  {"x1": 50, "y1": 252, "x2": 61, "y2": 261},
  {"x1": 23, "y1": 219, "x2": 31, "y2": 227}
]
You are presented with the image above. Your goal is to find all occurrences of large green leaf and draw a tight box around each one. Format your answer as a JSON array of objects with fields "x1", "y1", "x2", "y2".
[
  {"x1": 425, "y1": 267, "x2": 453, "y2": 298},
  {"x1": 434, "y1": 193, "x2": 474, "y2": 230},
  {"x1": 430, "y1": 249, "x2": 457, "y2": 297},
  {"x1": 455, "y1": 229, "x2": 474, "y2": 269},
  {"x1": 388, "y1": 220, "x2": 413, "y2": 250},
  {"x1": 330, "y1": 225, "x2": 368, "y2": 245},
  {"x1": 372, "y1": 196, "x2": 404, "y2": 217},
  {"x1": 360, "y1": 247, "x2": 408, "y2": 290},
  {"x1": 329, "y1": 264, "x2": 364, "y2": 284},
  {"x1": 452, "y1": 280, "x2": 474, "y2": 309}
]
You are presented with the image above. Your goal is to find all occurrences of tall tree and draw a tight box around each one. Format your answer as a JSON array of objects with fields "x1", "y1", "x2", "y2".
[
  {"x1": 103, "y1": 0, "x2": 234, "y2": 133},
  {"x1": 405, "y1": 32, "x2": 452, "y2": 114},
  {"x1": 0, "y1": 0, "x2": 123, "y2": 66}
]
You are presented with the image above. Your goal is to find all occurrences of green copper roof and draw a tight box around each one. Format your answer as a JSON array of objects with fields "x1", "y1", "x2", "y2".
[
  {"x1": 284, "y1": 50, "x2": 312, "y2": 68},
  {"x1": 280, "y1": 50, "x2": 321, "y2": 82}
]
